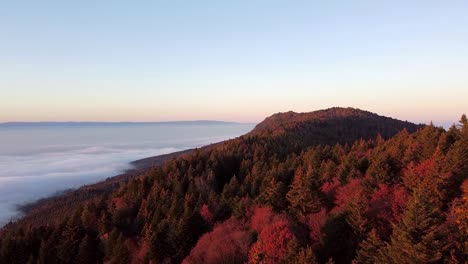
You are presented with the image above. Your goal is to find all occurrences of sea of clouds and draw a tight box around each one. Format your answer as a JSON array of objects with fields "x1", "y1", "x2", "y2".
[
  {"x1": 0, "y1": 123, "x2": 254, "y2": 226},
  {"x1": 0, "y1": 145, "x2": 188, "y2": 225}
]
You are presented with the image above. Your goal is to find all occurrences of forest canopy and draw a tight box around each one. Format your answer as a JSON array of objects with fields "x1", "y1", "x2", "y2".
[{"x1": 1, "y1": 108, "x2": 466, "y2": 264}]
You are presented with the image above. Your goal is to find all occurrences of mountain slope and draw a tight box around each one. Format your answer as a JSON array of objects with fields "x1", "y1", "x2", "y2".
[
  {"x1": 247, "y1": 107, "x2": 422, "y2": 158},
  {"x1": 1, "y1": 109, "x2": 466, "y2": 264},
  {"x1": 251, "y1": 107, "x2": 420, "y2": 139},
  {"x1": 12, "y1": 107, "x2": 420, "y2": 228}
]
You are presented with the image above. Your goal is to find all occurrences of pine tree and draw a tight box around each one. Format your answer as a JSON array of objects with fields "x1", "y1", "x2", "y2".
[
  {"x1": 112, "y1": 234, "x2": 130, "y2": 264},
  {"x1": 75, "y1": 235, "x2": 99, "y2": 264},
  {"x1": 37, "y1": 240, "x2": 52, "y2": 264},
  {"x1": 286, "y1": 168, "x2": 321, "y2": 216},
  {"x1": 261, "y1": 177, "x2": 287, "y2": 212},
  {"x1": 56, "y1": 213, "x2": 85, "y2": 263},
  {"x1": 98, "y1": 212, "x2": 112, "y2": 235},
  {"x1": 356, "y1": 229, "x2": 384, "y2": 264},
  {"x1": 414, "y1": 125, "x2": 442, "y2": 162},
  {"x1": 294, "y1": 246, "x2": 318, "y2": 264},
  {"x1": 381, "y1": 185, "x2": 446, "y2": 263},
  {"x1": 460, "y1": 114, "x2": 468, "y2": 127},
  {"x1": 446, "y1": 180, "x2": 468, "y2": 263},
  {"x1": 221, "y1": 175, "x2": 240, "y2": 202},
  {"x1": 443, "y1": 115, "x2": 468, "y2": 200},
  {"x1": 0, "y1": 236, "x2": 16, "y2": 264}
]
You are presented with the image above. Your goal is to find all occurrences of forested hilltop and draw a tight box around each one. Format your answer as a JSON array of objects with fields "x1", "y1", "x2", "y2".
[{"x1": 1, "y1": 107, "x2": 467, "y2": 264}]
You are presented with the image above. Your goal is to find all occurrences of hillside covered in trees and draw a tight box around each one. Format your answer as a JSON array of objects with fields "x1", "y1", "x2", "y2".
[{"x1": 0, "y1": 107, "x2": 467, "y2": 264}]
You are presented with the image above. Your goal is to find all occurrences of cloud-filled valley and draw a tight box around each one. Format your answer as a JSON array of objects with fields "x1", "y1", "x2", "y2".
[{"x1": 0, "y1": 123, "x2": 254, "y2": 225}]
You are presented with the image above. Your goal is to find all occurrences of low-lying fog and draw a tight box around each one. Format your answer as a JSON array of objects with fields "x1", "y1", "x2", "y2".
[{"x1": 0, "y1": 122, "x2": 255, "y2": 225}]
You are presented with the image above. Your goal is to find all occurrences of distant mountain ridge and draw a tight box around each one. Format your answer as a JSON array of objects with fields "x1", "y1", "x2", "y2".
[
  {"x1": 247, "y1": 108, "x2": 423, "y2": 158},
  {"x1": 251, "y1": 107, "x2": 420, "y2": 136},
  {"x1": 0, "y1": 120, "x2": 243, "y2": 127}
]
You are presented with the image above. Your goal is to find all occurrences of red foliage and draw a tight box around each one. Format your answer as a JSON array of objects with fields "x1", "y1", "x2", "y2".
[
  {"x1": 248, "y1": 219, "x2": 295, "y2": 264},
  {"x1": 183, "y1": 218, "x2": 251, "y2": 264},
  {"x1": 391, "y1": 184, "x2": 409, "y2": 221},
  {"x1": 306, "y1": 208, "x2": 327, "y2": 247},
  {"x1": 368, "y1": 184, "x2": 409, "y2": 236},
  {"x1": 132, "y1": 241, "x2": 149, "y2": 264},
  {"x1": 332, "y1": 178, "x2": 365, "y2": 214},
  {"x1": 402, "y1": 159, "x2": 437, "y2": 190},
  {"x1": 200, "y1": 204, "x2": 213, "y2": 224},
  {"x1": 250, "y1": 206, "x2": 276, "y2": 233},
  {"x1": 112, "y1": 197, "x2": 126, "y2": 210},
  {"x1": 449, "y1": 180, "x2": 468, "y2": 233},
  {"x1": 321, "y1": 178, "x2": 340, "y2": 199}
]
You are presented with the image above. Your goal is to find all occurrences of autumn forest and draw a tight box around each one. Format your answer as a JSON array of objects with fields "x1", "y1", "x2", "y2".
[{"x1": 0, "y1": 107, "x2": 467, "y2": 264}]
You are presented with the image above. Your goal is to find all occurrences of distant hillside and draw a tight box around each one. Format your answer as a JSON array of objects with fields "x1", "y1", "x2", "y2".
[
  {"x1": 252, "y1": 107, "x2": 420, "y2": 137},
  {"x1": 1, "y1": 109, "x2": 466, "y2": 264},
  {"x1": 0, "y1": 120, "x2": 241, "y2": 127},
  {"x1": 248, "y1": 107, "x2": 422, "y2": 158}
]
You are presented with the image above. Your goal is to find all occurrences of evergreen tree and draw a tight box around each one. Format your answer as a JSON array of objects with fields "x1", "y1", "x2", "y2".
[
  {"x1": 286, "y1": 168, "x2": 321, "y2": 216},
  {"x1": 261, "y1": 177, "x2": 287, "y2": 212},
  {"x1": 356, "y1": 229, "x2": 384, "y2": 264},
  {"x1": 75, "y1": 235, "x2": 99, "y2": 264},
  {"x1": 294, "y1": 246, "x2": 318, "y2": 264},
  {"x1": 381, "y1": 185, "x2": 446, "y2": 263},
  {"x1": 319, "y1": 214, "x2": 359, "y2": 264},
  {"x1": 37, "y1": 240, "x2": 53, "y2": 264},
  {"x1": 56, "y1": 213, "x2": 86, "y2": 263},
  {"x1": 112, "y1": 234, "x2": 130, "y2": 264},
  {"x1": 414, "y1": 125, "x2": 442, "y2": 162}
]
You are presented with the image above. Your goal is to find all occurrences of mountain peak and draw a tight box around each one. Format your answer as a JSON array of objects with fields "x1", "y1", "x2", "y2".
[
  {"x1": 250, "y1": 107, "x2": 421, "y2": 146},
  {"x1": 252, "y1": 107, "x2": 377, "y2": 134}
]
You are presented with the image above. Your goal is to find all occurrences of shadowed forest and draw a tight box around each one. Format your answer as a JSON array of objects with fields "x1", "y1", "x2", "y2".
[{"x1": 0, "y1": 108, "x2": 467, "y2": 264}]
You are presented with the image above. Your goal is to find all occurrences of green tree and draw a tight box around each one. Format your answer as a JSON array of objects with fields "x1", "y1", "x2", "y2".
[
  {"x1": 294, "y1": 246, "x2": 318, "y2": 264},
  {"x1": 37, "y1": 240, "x2": 53, "y2": 264},
  {"x1": 261, "y1": 177, "x2": 287, "y2": 212},
  {"x1": 112, "y1": 234, "x2": 130, "y2": 264},
  {"x1": 75, "y1": 235, "x2": 99, "y2": 264},
  {"x1": 356, "y1": 229, "x2": 384, "y2": 264},
  {"x1": 56, "y1": 214, "x2": 85, "y2": 263},
  {"x1": 381, "y1": 185, "x2": 447, "y2": 263},
  {"x1": 286, "y1": 168, "x2": 321, "y2": 216}
]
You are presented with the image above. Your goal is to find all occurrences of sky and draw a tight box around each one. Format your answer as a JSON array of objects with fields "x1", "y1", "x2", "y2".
[{"x1": 0, "y1": 0, "x2": 467, "y2": 125}]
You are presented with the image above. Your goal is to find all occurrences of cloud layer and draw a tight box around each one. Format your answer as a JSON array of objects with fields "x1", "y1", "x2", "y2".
[{"x1": 0, "y1": 124, "x2": 254, "y2": 225}]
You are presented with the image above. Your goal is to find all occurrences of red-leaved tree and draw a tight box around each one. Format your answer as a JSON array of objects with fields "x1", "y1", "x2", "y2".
[
  {"x1": 248, "y1": 219, "x2": 295, "y2": 264},
  {"x1": 183, "y1": 218, "x2": 251, "y2": 264}
]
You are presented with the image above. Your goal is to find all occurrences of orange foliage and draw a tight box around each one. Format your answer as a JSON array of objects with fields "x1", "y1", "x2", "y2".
[
  {"x1": 183, "y1": 218, "x2": 251, "y2": 264},
  {"x1": 248, "y1": 219, "x2": 295, "y2": 264},
  {"x1": 250, "y1": 206, "x2": 276, "y2": 233}
]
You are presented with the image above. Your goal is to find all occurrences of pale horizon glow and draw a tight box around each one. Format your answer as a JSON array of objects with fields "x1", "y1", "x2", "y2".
[{"x1": 1, "y1": 1, "x2": 467, "y2": 126}]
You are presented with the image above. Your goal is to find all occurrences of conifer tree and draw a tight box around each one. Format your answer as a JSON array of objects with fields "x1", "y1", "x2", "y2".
[
  {"x1": 57, "y1": 213, "x2": 85, "y2": 263},
  {"x1": 75, "y1": 234, "x2": 99, "y2": 264},
  {"x1": 414, "y1": 124, "x2": 442, "y2": 162},
  {"x1": 382, "y1": 185, "x2": 446, "y2": 263},
  {"x1": 356, "y1": 229, "x2": 384, "y2": 264},
  {"x1": 261, "y1": 177, "x2": 287, "y2": 212},
  {"x1": 112, "y1": 234, "x2": 130, "y2": 264},
  {"x1": 37, "y1": 240, "x2": 52, "y2": 264},
  {"x1": 294, "y1": 246, "x2": 318, "y2": 264},
  {"x1": 286, "y1": 168, "x2": 321, "y2": 216}
]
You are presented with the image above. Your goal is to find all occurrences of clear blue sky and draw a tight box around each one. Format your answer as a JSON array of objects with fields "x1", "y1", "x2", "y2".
[{"x1": 1, "y1": 1, "x2": 467, "y2": 125}]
